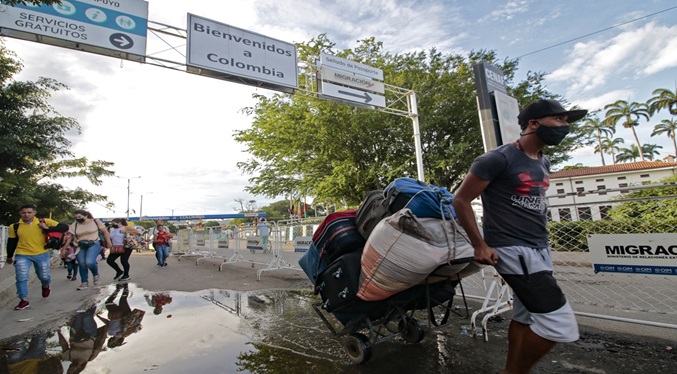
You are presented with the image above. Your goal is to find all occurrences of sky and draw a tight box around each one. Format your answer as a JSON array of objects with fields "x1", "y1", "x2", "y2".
[{"x1": 3, "y1": 0, "x2": 677, "y2": 219}]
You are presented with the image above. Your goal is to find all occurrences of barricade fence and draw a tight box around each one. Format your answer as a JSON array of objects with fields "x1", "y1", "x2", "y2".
[{"x1": 0, "y1": 226, "x2": 7, "y2": 268}]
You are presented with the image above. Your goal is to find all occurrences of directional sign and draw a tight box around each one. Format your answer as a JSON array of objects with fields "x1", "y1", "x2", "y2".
[
  {"x1": 321, "y1": 81, "x2": 386, "y2": 107},
  {"x1": 320, "y1": 51, "x2": 383, "y2": 80},
  {"x1": 0, "y1": 0, "x2": 148, "y2": 62},
  {"x1": 320, "y1": 66, "x2": 385, "y2": 94}
]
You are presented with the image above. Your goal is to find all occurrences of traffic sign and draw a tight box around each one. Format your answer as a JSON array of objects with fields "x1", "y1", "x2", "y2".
[
  {"x1": 320, "y1": 66, "x2": 385, "y2": 94},
  {"x1": 320, "y1": 51, "x2": 383, "y2": 80},
  {"x1": 320, "y1": 81, "x2": 386, "y2": 107}
]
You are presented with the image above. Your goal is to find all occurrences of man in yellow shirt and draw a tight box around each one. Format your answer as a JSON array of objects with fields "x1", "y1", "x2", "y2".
[{"x1": 6, "y1": 204, "x2": 68, "y2": 310}]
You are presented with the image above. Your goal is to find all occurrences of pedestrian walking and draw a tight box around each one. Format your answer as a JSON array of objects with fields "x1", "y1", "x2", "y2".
[
  {"x1": 152, "y1": 224, "x2": 173, "y2": 267},
  {"x1": 453, "y1": 99, "x2": 587, "y2": 374},
  {"x1": 69, "y1": 209, "x2": 112, "y2": 290},
  {"x1": 257, "y1": 217, "x2": 271, "y2": 253},
  {"x1": 106, "y1": 218, "x2": 141, "y2": 282},
  {"x1": 59, "y1": 232, "x2": 78, "y2": 282},
  {"x1": 5, "y1": 204, "x2": 68, "y2": 310}
]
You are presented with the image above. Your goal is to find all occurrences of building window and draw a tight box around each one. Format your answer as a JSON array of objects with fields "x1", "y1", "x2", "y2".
[
  {"x1": 547, "y1": 210, "x2": 552, "y2": 222},
  {"x1": 558, "y1": 208, "x2": 571, "y2": 222},
  {"x1": 575, "y1": 181, "x2": 583, "y2": 184},
  {"x1": 597, "y1": 185, "x2": 606, "y2": 195},
  {"x1": 619, "y1": 183, "x2": 629, "y2": 193},
  {"x1": 556, "y1": 188, "x2": 565, "y2": 197},
  {"x1": 640, "y1": 174, "x2": 650, "y2": 178},
  {"x1": 578, "y1": 207, "x2": 592, "y2": 221},
  {"x1": 555, "y1": 182, "x2": 563, "y2": 186},
  {"x1": 576, "y1": 187, "x2": 585, "y2": 194},
  {"x1": 596, "y1": 178, "x2": 604, "y2": 182},
  {"x1": 617, "y1": 176, "x2": 626, "y2": 180},
  {"x1": 599, "y1": 206, "x2": 612, "y2": 220}
]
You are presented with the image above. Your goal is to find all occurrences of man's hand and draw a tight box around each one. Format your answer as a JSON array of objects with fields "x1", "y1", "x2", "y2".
[
  {"x1": 39, "y1": 221, "x2": 49, "y2": 230},
  {"x1": 474, "y1": 245, "x2": 499, "y2": 266},
  {"x1": 6, "y1": 257, "x2": 14, "y2": 265}
]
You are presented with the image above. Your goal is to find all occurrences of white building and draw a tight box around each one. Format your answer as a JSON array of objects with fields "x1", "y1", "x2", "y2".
[{"x1": 547, "y1": 161, "x2": 677, "y2": 221}]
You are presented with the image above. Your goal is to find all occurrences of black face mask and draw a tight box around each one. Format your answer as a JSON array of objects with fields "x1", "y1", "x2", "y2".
[
  {"x1": 76, "y1": 218, "x2": 86, "y2": 223},
  {"x1": 534, "y1": 123, "x2": 569, "y2": 145}
]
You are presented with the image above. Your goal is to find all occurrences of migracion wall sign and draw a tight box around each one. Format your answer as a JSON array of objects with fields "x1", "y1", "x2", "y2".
[
  {"x1": 587, "y1": 233, "x2": 677, "y2": 276},
  {"x1": 186, "y1": 13, "x2": 298, "y2": 93},
  {"x1": 0, "y1": 0, "x2": 148, "y2": 61}
]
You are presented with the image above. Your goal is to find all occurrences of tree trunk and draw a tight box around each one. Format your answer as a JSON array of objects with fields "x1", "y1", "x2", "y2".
[{"x1": 631, "y1": 127, "x2": 645, "y2": 161}]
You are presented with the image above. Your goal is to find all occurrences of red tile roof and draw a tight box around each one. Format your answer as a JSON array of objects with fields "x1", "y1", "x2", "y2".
[{"x1": 551, "y1": 161, "x2": 677, "y2": 178}]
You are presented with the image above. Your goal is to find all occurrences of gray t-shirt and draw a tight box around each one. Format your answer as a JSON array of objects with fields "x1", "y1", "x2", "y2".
[{"x1": 469, "y1": 142, "x2": 550, "y2": 249}]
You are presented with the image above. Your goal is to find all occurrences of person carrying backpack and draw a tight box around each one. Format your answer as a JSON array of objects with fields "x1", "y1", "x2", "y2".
[{"x1": 6, "y1": 204, "x2": 68, "y2": 310}]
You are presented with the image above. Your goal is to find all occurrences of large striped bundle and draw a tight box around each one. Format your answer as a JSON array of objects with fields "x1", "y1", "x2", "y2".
[{"x1": 357, "y1": 208, "x2": 474, "y2": 302}]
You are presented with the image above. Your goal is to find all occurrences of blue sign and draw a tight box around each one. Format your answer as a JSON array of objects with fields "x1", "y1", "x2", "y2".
[{"x1": 122, "y1": 213, "x2": 267, "y2": 221}]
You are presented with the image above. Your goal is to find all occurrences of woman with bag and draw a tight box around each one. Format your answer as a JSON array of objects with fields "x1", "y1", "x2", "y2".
[
  {"x1": 152, "y1": 224, "x2": 173, "y2": 267},
  {"x1": 70, "y1": 210, "x2": 112, "y2": 290},
  {"x1": 106, "y1": 218, "x2": 140, "y2": 282}
]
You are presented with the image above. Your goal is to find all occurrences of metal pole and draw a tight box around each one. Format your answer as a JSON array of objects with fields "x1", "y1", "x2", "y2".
[
  {"x1": 140, "y1": 195, "x2": 143, "y2": 219},
  {"x1": 408, "y1": 90, "x2": 425, "y2": 182},
  {"x1": 126, "y1": 178, "x2": 130, "y2": 220}
]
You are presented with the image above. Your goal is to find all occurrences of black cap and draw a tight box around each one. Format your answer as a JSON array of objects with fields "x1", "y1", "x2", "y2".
[{"x1": 518, "y1": 99, "x2": 588, "y2": 129}]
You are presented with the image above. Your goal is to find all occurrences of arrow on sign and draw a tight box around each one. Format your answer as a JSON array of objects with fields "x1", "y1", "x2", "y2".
[
  {"x1": 338, "y1": 90, "x2": 372, "y2": 103},
  {"x1": 109, "y1": 33, "x2": 134, "y2": 50}
]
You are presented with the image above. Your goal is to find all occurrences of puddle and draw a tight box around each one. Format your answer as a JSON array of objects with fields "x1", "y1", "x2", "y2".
[{"x1": 0, "y1": 284, "x2": 480, "y2": 373}]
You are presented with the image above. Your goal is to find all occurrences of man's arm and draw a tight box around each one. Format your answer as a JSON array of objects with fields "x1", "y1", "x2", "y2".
[
  {"x1": 6, "y1": 225, "x2": 18, "y2": 263},
  {"x1": 453, "y1": 172, "x2": 499, "y2": 266}
]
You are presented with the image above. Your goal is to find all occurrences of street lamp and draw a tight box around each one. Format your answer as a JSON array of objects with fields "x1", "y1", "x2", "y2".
[
  {"x1": 134, "y1": 192, "x2": 153, "y2": 219},
  {"x1": 116, "y1": 175, "x2": 141, "y2": 219}
]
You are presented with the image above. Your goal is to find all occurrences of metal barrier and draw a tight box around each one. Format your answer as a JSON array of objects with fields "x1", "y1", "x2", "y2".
[{"x1": 0, "y1": 226, "x2": 7, "y2": 268}]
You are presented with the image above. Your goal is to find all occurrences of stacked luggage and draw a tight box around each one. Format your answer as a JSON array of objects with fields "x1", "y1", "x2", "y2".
[{"x1": 299, "y1": 178, "x2": 484, "y2": 362}]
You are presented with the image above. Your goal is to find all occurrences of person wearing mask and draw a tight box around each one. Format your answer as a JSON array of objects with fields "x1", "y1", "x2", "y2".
[
  {"x1": 5, "y1": 204, "x2": 68, "y2": 310},
  {"x1": 152, "y1": 224, "x2": 173, "y2": 267},
  {"x1": 453, "y1": 99, "x2": 587, "y2": 374},
  {"x1": 70, "y1": 210, "x2": 112, "y2": 290},
  {"x1": 107, "y1": 218, "x2": 141, "y2": 281}
]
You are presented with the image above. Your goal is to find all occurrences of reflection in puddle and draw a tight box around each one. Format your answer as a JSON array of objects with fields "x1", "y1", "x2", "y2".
[{"x1": 0, "y1": 284, "x2": 477, "y2": 373}]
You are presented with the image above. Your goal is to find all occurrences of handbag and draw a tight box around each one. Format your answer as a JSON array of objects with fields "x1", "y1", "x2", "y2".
[
  {"x1": 78, "y1": 240, "x2": 96, "y2": 249},
  {"x1": 110, "y1": 245, "x2": 125, "y2": 254},
  {"x1": 123, "y1": 235, "x2": 137, "y2": 249}
]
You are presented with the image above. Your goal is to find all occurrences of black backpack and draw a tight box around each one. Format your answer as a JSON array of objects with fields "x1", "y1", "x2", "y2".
[{"x1": 14, "y1": 218, "x2": 65, "y2": 249}]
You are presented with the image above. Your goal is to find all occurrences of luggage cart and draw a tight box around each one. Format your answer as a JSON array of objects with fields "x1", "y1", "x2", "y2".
[{"x1": 312, "y1": 278, "x2": 471, "y2": 364}]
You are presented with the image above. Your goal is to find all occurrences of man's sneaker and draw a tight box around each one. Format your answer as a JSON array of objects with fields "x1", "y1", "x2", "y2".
[
  {"x1": 42, "y1": 286, "x2": 51, "y2": 298},
  {"x1": 163, "y1": 262, "x2": 168, "y2": 267},
  {"x1": 93, "y1": 275, "x2": 100, "y2": 286},
  {"x1": 113, "y1": 272, "x2": 124, "y2": 281},
  {"x1": 77, "y1": 283, "x2": 89, "y2": 290},
  {"x1": 118, "y1": 275, "x2": 131, "y2": 281},
  {"x1": 14, "y1": 300, "x2": 30, "y2": 310}
]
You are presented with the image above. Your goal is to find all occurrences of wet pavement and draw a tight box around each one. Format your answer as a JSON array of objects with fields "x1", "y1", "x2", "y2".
[{"x1": 1, "y1": 283, "x2": 675, "y2": 373}]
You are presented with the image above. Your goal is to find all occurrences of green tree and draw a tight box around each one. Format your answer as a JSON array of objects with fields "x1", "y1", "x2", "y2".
[
  {"x1": 648, "y1": 87, "x2": 677, "y2": 116},
  {"x1": 235, "y1": 36, "x2": 571, "y2": 205},
  {"x1": 609, "y1": 174, "x2": 677, "y2": 221},
  {"x1": 603, "y1": 100, "x2": 650, "y2": 161},
  {"x1": 581, "y1": 115, "x2": 614, "y2": 166},
  {"x1": 641, "y1": 143, "x2": 663, "y2": 161},
  {"x1": 615, "y1": 144, "x2": 641, "y2": 163},
  {"x1": 650, "y1": 118, "x2": 677, "y2": 157},
  {"x1": 0, "y1": 42, "x2": 114, "y2": 224},
  {"x1": 600, "y1": 136, "x2": 625, "y2": 164}
]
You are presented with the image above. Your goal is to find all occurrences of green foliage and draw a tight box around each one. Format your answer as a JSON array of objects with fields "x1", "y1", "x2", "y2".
[
  {"x1": 0, "y1": 42, "x2": 114, "y2": 224},
  {"x1": 608, "y1": 175, "x2": 677, "y2": 221},
  {"x1": 235, "y1": 36, "x2": 569, "y2": 205}
]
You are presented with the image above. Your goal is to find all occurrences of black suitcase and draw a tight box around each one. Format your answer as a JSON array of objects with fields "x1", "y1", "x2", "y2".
[{"x1": 316, "y1": 252, "x2": 363, "y2": 313}]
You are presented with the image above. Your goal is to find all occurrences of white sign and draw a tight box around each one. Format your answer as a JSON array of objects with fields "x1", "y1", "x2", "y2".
[
  {"x1": 294, "y1": 236, "x2": 312, "y2": 253},
  {"x1": 320, "y1": 66, "x2": 385, "y2": 94},
  {"x1": 0, "y1": 0, "x2": 148, "y2": 60},
  {"x1": 493, "y1": 91, "x2": 521, "y2": 145},
  {"x1": 321, "y1": 81, "x2": 386, "y2": 107},
  {"x1": 320, "y1": 51, "x2": 383, "y2": 80},
  {"x1": 186, "y1": 14, "x2": 298, "y2": 90},
  {"x1": 587, "y1": 234, "x2": 677, "y2": 276},
  {"x1": 247, "y1": 236, "x2": 263, "y2": 250}
]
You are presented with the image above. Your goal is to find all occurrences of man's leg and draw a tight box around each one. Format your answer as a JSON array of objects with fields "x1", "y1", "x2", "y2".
[
  {"x1": 14, "y1": 255, "x2": 31, "y2": 301},
  {"x1": 33, "y1": 252, "x2": 52, "y2": 287},
  {"x1": 504, "y1": 320, "x2": 556, "y2": 374}
]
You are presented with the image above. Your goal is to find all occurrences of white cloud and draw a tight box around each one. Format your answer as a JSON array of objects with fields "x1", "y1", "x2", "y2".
[
  {"x1": 479, "y1": 0, "x2": 530, "y2": 22},
  {"x1": 549, "y1": 21, "x2": 677, "y2": 97}
]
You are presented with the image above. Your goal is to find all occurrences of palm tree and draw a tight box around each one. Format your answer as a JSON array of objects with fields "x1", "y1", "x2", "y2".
[
  {"x1": 641, "y1": 143, "x2": 663, "y2": 161},
  {"x1": 648, "y1": 87, "x2": 677, "y2": 115},
  {"x1": 616, "y1": 144, "x2": 641, "y2": 163},
  {"x1": 651, "y1": 118, "x2": 677, "y2": 157},
  {"x1": 603, "y1": 100, "x2": 650, "y2": 161},
  {"x1": 581, "y1": 116, "x2": 614, "y2": 165},
  {"x1": 599, "y1": 136, "x2": 625, "y2": 164}
]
